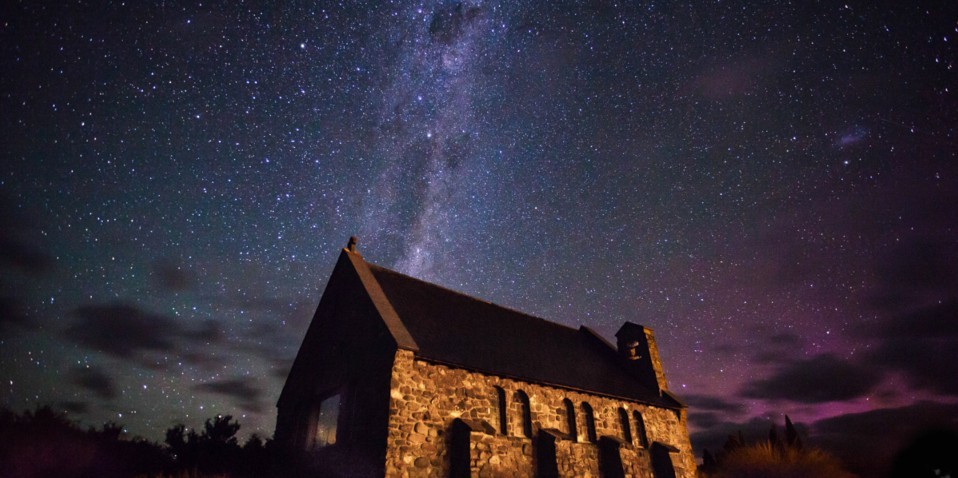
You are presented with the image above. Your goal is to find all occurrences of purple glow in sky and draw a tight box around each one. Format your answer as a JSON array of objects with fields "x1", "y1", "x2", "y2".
[{"x1": 2, "y1": 2, "x2": 957, "y2": 475}]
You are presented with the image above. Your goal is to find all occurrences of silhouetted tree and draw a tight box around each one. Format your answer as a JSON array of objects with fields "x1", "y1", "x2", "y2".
[
  {"x1": 241, "y1": 433, "x2": 272, "y2": 477},
  {"x1": 783, "y1": 415, "x2": 802, "y2": 450},
  {"x1": 193, "y1": 415, "x2": 242, "y2": 474},
  {"x1": 0, "y1": 406, "x2": 169, "y2": 478},
  {"x1": 0, "y1": 406, "x2": 284, "y2": 478},
  {"x1": 97, "y1": 420, "x2": 124, "y2": 441},
  {"x1": 702, "y1": 448, "x2": 718, "y2": 471},
  {"x1": 204, "y1": 414, "x2": 241, "y2": 445}
]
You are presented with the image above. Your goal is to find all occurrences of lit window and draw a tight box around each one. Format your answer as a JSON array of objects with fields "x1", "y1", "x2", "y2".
[{"x1": 313, "y1": 393, "x2": 340, "y2": 448}]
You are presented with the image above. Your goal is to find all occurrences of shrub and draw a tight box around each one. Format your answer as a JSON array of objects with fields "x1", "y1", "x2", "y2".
[{"x1": 701, "y1": 416, "x2": 856, "y2": 478}]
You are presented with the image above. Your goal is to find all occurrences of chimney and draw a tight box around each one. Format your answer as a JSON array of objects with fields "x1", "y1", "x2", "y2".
[{"x1": 615, "y1": 322, "x2": 669, "y2": 392}]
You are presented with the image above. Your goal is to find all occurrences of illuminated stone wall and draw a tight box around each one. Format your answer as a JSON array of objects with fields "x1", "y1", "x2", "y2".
[{"x1": 384, "y1": 349, "x2": 696, "y2": 477}]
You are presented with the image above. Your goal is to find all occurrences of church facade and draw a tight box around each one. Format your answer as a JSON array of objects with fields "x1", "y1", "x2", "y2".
[{"x1": 275, "y1": 239, "x2": 695, "y2": 477}]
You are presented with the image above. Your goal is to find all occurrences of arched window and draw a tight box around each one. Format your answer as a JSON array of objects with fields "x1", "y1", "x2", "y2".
[
  {"x1": 494, "y1": 386, "x2": 507, "y2": 434},
  {"x1": 618, "y1": 408, "x2": 633, "y2": 444},
  {"x1": 633, "y1": 410, "x2": 649, "y2": 448},
  {"x1": 581, "y1": 402, "x2": 597, "y2": 442},
  {"x1": 563, "y1": 398, "x2": 577, "y2": 440},
  {"x1": 514, "y1": 390, "x2": 532, "y2": 438}
]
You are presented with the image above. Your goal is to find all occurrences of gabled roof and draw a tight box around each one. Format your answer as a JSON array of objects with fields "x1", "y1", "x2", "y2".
[{"x1": 342, "y1": 247, "x2": 679, "y2": 408}]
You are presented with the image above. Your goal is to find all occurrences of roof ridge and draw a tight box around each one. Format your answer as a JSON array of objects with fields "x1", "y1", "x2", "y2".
[{"x1": 365, "y1": 261, "x2": 584, "y2": 335}]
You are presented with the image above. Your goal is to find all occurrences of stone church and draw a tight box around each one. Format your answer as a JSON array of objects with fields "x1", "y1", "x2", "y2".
[{"x1": 275, "y1": 239, "x2": 695, "y2": 477}]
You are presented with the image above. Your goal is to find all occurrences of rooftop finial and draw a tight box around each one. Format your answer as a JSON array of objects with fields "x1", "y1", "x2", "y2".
[{"x1": 347, "y1": 236, "x2": 358, "y2": 252}]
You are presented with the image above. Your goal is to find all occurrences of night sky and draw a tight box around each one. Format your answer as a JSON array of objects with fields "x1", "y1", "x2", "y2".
[{"x1": 2, "y1": 0, "x2": 957, "y2": 472}]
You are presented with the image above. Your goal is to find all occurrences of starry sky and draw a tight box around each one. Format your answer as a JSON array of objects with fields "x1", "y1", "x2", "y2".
[{"x1": 2, "y1": 0, "x2": 957, "y2": 473}]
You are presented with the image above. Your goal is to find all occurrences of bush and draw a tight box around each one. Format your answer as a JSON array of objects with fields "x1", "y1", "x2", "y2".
[
  {"x1": 711, "y1": 441, "x2": 856, "y2": 478},
  {"x1": 701, "y1": 416, "x2": 856, "y2": 478}
]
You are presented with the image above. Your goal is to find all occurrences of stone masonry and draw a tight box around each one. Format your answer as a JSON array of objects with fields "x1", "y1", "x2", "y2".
[{"x1": 384, "y1": 349, "x2": 696, "y2": 478}]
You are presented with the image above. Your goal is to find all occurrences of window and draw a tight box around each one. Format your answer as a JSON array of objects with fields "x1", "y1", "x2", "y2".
[
  {"x1": 312, "y1": 393, "x2": 340, "y2": 448},
  {"x1": 514, "y1": 390, "x2": 532, "y2": 438},
  {"x1": 633, "y1": 411, "x2": 649, "y2": 448},
  {"x1": 581, "y1": 402, "x2": 597, "y2": 442},
  {"x1": 619, "y1": 408, "x2": 632, "y2": 444},
  {"x1": 495, "y1": 386, "x2": 507, "y2": 434},
  {"x1": 563, "y1": 398, "x2": 577, "y2": 440}
]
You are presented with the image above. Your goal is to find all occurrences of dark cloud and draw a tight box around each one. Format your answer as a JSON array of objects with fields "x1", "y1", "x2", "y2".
[
  {"x1": 684, "y1": 393, "x2": 747, "y2": 414},
  {"x1": 59, "y1": 401, "x2": 91, "y2": 415},
  {"x1": 739, "y1": 354, "x2": 881, "y2": 403},
  {"x1": 429, "y1": 2, "x2": 483, "y2": 46},
  {"x1": 0, "y1": 238, "x2": 52, "y2": 274},
  {"x1": 863, "y1": 301, "x2": 958, "y2": 395},
  {"x1": 878, "y1": 240, "x2": 957, "y2": 291},
  {"x1": 229, "y1": 299, "x2": 313, "y2": 363},
  {"x1": 867, "y1": 300, "x2": 958, "y2": 339},
  {"x1": 688, "y1": 411, "x2": 723, "y2": 430},
  {"x1": 869, "y1": 239, "x2": 958, "y2": 311},
  {"x1": 194, "y1": 378, "x2": 263, "y2": 413},
  {"x1": 769, "y1": 332, "x2": 801, "y2": 345},
  {"x1": 811, "y1": 401, "x2": 958, "y2": 478},
  {"x1": 751, "y1": 332, "x2": 805, "y2": 365},
  {"x1": 271, "y1": 361, "x2": 292, "y2": 381},
  {"x1": 868, "y1": 336, "x2": 958, "y2": 395},
  {"x1": 0, "y1": 194, "x2": 52, "y2": 275},
  {"x1": 0, "y1": 296, "x2": 34, "y2": 334},
  {"x1": 152, "y1": 260, "x2": 194, "y2": 291},
  {"x1": 66, "y1": 302, "x2": 222, "y2": 358},
  {"x1": 69, "y1": 366, "x2": 116, "y2": 400}
]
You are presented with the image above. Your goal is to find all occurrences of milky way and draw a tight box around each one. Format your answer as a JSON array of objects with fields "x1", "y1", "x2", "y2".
[
  {"x1": 1, "y1": 1, "x2": 957, "y2": 473},
  {"x1": 361, "y1": 2, "x2": 495, "y2": 281}
]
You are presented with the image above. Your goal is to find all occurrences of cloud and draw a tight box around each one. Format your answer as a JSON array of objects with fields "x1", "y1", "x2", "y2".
[
  {"x1": 739, "y1": 354, "x2": 881, "y2": 403},
  {"x1": 811, "y1": 401, "x2": 958, "y2": 477},
  {"x1": 864, "y1": 301, "x2": 958, "y2": 395},
  {"x1": 751, "y1": 332, "x2": 805, "y2": 365},
  {"x1": 194, "y1": 378, "x2": 263, "y2": 413},
  {"x1": 688, "y1": 411, "x2": 723, "y2": 430},
  {"x1": 69, "y1": 366, "x2": 117, "y2": 400},
  {"x1": 429, "y1": 3, "x2": 483, "y2": 46},
  {"x1": 869, "y1": 239, "x2": 958, "y2": 312},
  {"x1": 227, "y1": 298, "x2": 313, "y2": 363},
  {"x1": 0, "y1": 194, "x2": 52, "y2": 275},
  {"x1": 59, "y1": 401, "x2": 91, "y2": 415},
  {"x1": 866, "y1": 300, "x2": 958, "y2": 340},
  {"x1": 692, "y1": 403, "x2": 958, "y2": 477},
  {"x1": 684, "y1": 394, "x2": 747, "y2": 414},
  {"x1": 271, "y1": 360, "x2": 292, "y2": 381},
  {"x1": 769, "y1": 332, "x2": 801, "y2": 345},
  {"x1": 0, "y1": 296, "x2": 34, "y2": 335},
  {"x1": 66, "y1": 302, "x2": 222, "y2": 358},
  {"x1": 0, "y1": 238, "x2": 52, "y2": 274},
  {"x1": 877, "y1": 240, "x2": 957, "y2": 292},
  {"x1": 152, "y1": 260, "x2": 194, "y2": 291}
]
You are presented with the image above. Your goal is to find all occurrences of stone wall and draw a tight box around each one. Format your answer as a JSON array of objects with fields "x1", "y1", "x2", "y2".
[{"x1": 385, "y1": 349, "x2": 695, "y2": 477}]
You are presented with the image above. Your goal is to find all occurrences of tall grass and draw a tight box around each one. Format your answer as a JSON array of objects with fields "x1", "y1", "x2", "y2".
[{"x1": 709, "y1": 441, "x2": 856, "y2": 478}]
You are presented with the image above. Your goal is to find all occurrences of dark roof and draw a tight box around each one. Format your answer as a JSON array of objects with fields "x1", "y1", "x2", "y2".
[{"x1": 365, "y1": 262, "x2": 676, "y2": 407}]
